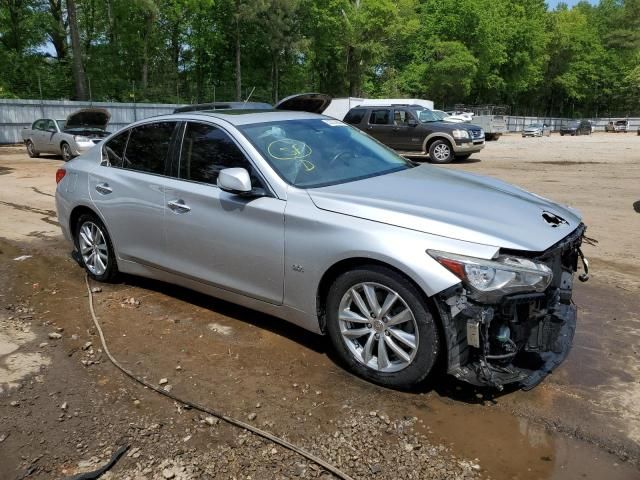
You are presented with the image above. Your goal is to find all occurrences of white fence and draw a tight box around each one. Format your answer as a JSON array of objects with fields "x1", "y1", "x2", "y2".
[
  {"x1": 0, "y1": 99, "x2": 183, "y2": 144},
  {"x1": 1, "y1": 99, "x2": 638, "y2": 144}
]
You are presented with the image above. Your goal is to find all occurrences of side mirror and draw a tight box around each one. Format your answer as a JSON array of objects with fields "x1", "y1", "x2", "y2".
[
  {"x1": 408, "y1": 119, "x2": 418, "y2": 127},
  {"x1": 217, "y1": 168, "x2": 252, "y2": 195}
]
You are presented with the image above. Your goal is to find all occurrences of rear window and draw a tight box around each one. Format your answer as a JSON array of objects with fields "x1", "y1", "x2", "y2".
[
  {"x1": 369, "y1": 109, "x2": 391, "y2": 125},
  {"x1": 102, "y1": 130, "x2": 130, "y2": 167},
  {"x1": 343, "y1": 109, "x2": 366, "y2": 125},
  {"x1": 122, "y1": 122, "x2": 177, "y2": 175}
]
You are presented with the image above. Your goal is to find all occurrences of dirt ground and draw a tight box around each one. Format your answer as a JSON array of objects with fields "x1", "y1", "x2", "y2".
[{"x1": 0, "y1": 133, "x2": 639, "y2": 480}]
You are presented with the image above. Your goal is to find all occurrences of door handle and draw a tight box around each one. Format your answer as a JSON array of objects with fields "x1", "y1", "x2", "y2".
[
  {"x1": 167, "y1": 199, "x2": 191, "y2": 213},
  {"x1": 95, "y1": 183, "x2": 112, "y2": 194}
]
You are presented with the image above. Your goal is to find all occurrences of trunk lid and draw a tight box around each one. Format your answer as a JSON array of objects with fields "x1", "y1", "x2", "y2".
[{"x1": 274, "y1": 93, "x2": 332, "y2": 114}]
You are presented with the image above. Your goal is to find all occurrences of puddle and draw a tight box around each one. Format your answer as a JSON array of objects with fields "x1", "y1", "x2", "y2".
[
  {"x1": 0, "y1": 321, "x2": 50, "y2": 393},
  {"x1": 408, "y1": 397, "x2": 639, "y2": 479}
]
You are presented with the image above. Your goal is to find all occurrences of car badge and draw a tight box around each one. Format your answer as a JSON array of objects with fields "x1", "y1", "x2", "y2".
[{"x1": 541, "y1": 211, "x2": 568, "y2": 228}]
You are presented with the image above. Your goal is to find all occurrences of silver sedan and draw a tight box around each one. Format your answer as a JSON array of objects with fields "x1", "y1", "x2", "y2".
[{"x1": 55, "y1": 109, "x2": 588, "y2": 390}]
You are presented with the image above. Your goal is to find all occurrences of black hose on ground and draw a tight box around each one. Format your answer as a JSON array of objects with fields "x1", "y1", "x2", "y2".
[
  {"x1": 64, "y1": 445, "x2": 130, "y2": 480},
  {"x1": 84, "y1": 274, "x2": 354, "y2": 480}
]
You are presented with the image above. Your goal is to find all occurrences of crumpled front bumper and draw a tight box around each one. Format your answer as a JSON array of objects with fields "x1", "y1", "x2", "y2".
[{"x1": 435, "y1": 225, "x2": 585, "y2": 390}]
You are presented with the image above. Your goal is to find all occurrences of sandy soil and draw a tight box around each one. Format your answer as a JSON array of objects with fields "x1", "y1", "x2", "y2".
[{"x1": 0, "y1": 134, "x2": 639, "y2": 479}]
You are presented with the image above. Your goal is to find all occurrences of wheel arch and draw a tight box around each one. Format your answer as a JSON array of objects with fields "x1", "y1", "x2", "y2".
[
  {"x1": 69, "y1": 204, "x2": 104, "y2": 242},
  {"x1": 422, "y1": 133, "x2": 454, "y2": 153},
  {"x1": 315, "y1": 257, "x2": 443, "y2": 334}
]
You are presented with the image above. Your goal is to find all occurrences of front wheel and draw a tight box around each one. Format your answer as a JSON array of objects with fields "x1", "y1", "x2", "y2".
[
  {"x1": 428, "y1": 139, "x2": 454, "y2": 164},
  {"x1": 325, "y1": 266, "x2": 440, "y2": 389},
  {"x1": 75, "y1": 214, "x2": 118, "y2": 282},
  {"x1": 61, "y1": 142, "x2": 73, "y2": 162}
]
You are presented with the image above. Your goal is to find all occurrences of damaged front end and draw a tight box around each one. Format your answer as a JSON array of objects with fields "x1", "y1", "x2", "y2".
[{"x1": 430, "y1": 225, "x2": 588, "y2": 390}]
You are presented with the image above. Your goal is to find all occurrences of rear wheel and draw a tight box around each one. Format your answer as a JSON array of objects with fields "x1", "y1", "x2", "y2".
[
  {"x1": 428, "y1": 139, "x2": 454, "y2": 164},
  {"x1": 75, "y1": 214, "x2": 118, "y2": 282},
  {"x1": 325, "y1": 266, "x2": 440, "y2": 389},
  {"x1": 26, "y1": 140, "x2": 39, "y2": 158},
  {"x1": 61, "y1": 142, "x2": 72, "y2": 162}
]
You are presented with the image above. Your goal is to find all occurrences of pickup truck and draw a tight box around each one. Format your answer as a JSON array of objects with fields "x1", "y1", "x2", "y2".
[{"x1": 22, "y1": 108, "x2": 111, "y2": 161}]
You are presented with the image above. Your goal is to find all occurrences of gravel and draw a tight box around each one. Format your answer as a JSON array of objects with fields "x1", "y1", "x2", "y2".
[{"x1": 98, "y1": 409, "x2": 482, "y2": 479}]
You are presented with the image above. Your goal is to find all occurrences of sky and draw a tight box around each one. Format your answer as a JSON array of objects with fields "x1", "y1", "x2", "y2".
[{"x1": 546, "y1": 0, "x2": 598, "y2": 8}]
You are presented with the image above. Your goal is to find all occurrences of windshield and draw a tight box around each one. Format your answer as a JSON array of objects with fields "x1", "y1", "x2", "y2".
[
  {"x1": 527, "y1": 123, "x2": 542, "y2": 128},
  {"x1": 239, "y1": 119, "x2": 414, "y2": 188},
  {"x1": 431, "y1": 110, "x2": 449, "y2": 121},
  {"x1": 568, "y1": 121, "x2": 580, "y2": 127},
  {"x1": 56, "y1": 120, "x2": 66, "y2": 129},
  {"x1": 615, "y1": 120, "x2": 627, "y2": 125},
  {"x1": 416, "y1": 109, "x2": 440, "y2": 123}
]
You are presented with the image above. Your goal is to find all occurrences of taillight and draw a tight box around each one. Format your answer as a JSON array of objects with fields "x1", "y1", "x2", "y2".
[{"x1": 56, "y1": 168, "x2": 66, "y2": 184}]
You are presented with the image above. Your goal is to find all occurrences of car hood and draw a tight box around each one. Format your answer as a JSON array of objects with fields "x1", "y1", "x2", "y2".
[
  {"x1": 307, "y1": 165, "x2": 582, "y2": 252},
  {"x1": 423, "y1": 121, "x2": 482, "y2": 132},
  {"x1": 65, "y1": 108, "x2": 110, "y2": 130}
]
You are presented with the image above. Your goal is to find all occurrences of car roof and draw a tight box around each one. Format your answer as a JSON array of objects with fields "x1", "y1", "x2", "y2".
[
  {"x1": 130, "y1": 109, "x2": 328, "y2": 127},
  {"x1": 351, "y1": 104, "x2": 425, "y2": 109}
]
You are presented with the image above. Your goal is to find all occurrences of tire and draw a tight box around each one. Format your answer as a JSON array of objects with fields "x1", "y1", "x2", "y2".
[
  {"x1": 325, "y1": 266, "x2": 440, "y2": 389},
  {"x1": 61, "y1": 142, "x2": 73, "y2": 162},
  {"x1": 74, "y1": 213, "x2": 118, "y2": 282},
  {"x1": 26, "y1": 140, "x2": 39, "y2": 158},
  {"x1": 560, "y1": 132, "x2": 564, "y2": 136},
  {"x1": 428, "y1": 139, "x2": 454, "y2": 164}
]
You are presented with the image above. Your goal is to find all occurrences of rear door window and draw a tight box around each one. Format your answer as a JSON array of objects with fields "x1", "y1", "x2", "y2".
[
  {"x1": 369, "y1": 109, "x2": 391, "y2": 125},
  {"x1": 102, "y1": 130, "x2": 130, "y2": 167},
  {"x1": 179, "y1": 122, "x2": 264, "y2": 188},
  {"x1": 344, "y1": 109, "x2": 366, "y2": 125},
  {"x1": 122, "y1": 122, "x2": 177, "y2": 175}
]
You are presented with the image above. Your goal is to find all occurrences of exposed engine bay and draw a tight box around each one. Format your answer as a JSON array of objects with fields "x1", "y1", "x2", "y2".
[{"x1": 435, "y1": 225, "x2": 588, "y2": 390}]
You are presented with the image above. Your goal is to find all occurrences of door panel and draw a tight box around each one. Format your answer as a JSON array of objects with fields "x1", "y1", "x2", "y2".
[
  {"x1": 365, "y1": 109, "x2": 395, "y2": 147},
  {"x1": 89, "y1": 167, "x2": 166, "y2": 266},
  {"x1": 162, "y1": 180, "x2": 286, "y2": 304},
  {"x1": 43, "y1": 120, "x2": 59, "y2": 153}
]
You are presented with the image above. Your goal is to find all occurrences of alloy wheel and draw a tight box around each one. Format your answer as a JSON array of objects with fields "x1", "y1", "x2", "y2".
[
  {"x1": 433, "y1": 143, "x2": 450, "y2": 162},
  {"x1": 338, "y1": 282, "x2": 419, "y2": 373},
  {"x1": 78, "y1": 221, "x2": 109, "y2": 276},
  {"x1": 27, "y1": 141, "x2": 34, "y2": 156}
]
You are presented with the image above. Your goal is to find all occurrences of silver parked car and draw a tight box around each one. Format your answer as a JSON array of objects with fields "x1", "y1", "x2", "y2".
[
  {"x1": 522, "y1": 123, "x2": 551, "y2": 137},
  {"x1": 55, "y1": 104, "x2": 589, "y2": 390},
  {"x1": 22, "y1": 108, "x2": 111, "y2": 161}
]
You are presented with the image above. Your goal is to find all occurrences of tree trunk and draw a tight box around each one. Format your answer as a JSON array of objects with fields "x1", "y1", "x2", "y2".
[
  {"x1": 274, "y1": 54, "x2": 279, "y2": 103},
  {"x1": 235, "y1": 12, "x2": 241, "y2": 101},
  {"x1": 48, "y1": 0, "x2": 67, "y2": 59},
  {"x1": 141, "y1": 14, "x2": 153, "y2": 90},
  {"x1": 67, "y1": 0, "x2": 88, "y2": 100},
  {"x1": 347, "y1": 45, "x2": 359, "y2": 97}
]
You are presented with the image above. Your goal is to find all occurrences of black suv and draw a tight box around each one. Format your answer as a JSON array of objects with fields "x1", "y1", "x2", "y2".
[{"x1": 344, "y1": 105, "x2": 485, "y2": 163}]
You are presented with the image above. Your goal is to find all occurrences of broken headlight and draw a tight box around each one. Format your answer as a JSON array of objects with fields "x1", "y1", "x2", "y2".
[{"x1": 428, "y1": 250, "x2": 553, "y2": 299}]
